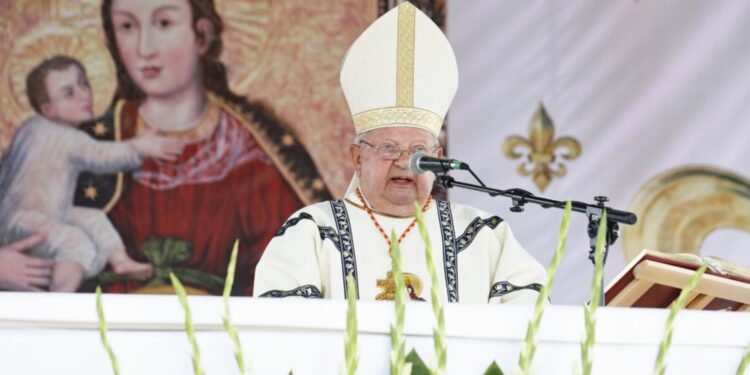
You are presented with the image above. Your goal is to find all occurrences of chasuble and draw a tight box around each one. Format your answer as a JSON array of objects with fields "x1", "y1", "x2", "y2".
[{"x1": 255, "y1": 192, "x2": 546, "y2": 303}]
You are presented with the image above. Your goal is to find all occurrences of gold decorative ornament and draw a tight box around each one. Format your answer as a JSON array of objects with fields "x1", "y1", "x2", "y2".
[
  {"x1": 622, "y1": 166, "x2": 750, "y2": 261},
  {"x1": 352, "y1": 106, "x2": 443, "y2": 135},
  {"x1": 502, "y1": 103, "x2": 582, "y2": 192},
  {"x1": 92, "y1": 122, "x2": 108, "y2": 137},
  {"x1": 133, "y1": 284, "x2": 210, "y2": 296},
  {"x1": 83, "y1": 185, "x2": 98, "y2": 201},
  {"x1": 375, "y1": 271, "x2": 424, "y2": 301}
]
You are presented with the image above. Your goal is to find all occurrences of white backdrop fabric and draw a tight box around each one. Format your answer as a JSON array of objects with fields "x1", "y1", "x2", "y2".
[{"x1": 447, "y1": 0, "x2": 750, "y2": 304}]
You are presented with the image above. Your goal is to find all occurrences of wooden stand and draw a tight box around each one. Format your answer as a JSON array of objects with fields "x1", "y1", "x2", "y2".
[{"x1": 605, "y1": 250, "x2": 750, "y2": 311}]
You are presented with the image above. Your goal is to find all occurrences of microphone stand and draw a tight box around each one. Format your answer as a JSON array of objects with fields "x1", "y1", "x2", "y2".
[{"x1": 435, "y1": 173, "x2": 637, "y2": 306}]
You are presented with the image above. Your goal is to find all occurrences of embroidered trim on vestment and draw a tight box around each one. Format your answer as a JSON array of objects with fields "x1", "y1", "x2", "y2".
[
  {"x1": 436, "y1": 200, "x2": 458, "y2": 302},
  {"x1": 275, "y1": 212, "x2": 315, "y2": 237},
  {"x1": 488, "y1": 281, "x2": 542, "y2": 299},
  {"x1": 258, "y1": 285, "x2": 322, "y2": 298},
  {"x1": 456, "y1": 216, "x2": 503, "y2": 254},
  {"x1": 330, "y1": 200, "x2": 359, "y2": 298}
]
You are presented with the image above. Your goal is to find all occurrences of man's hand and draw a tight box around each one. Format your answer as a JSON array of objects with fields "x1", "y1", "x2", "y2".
[
  {"x1": 130, "y1": 131, "x2": 186, "y2": 161},
  {"x1": 0, "y1": 235, "x2": 52, "y2": 291}
]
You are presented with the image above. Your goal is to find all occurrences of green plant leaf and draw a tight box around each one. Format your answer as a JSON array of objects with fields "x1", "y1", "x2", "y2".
[
  {"x1": 737, "y1": 345, "x2": 750, "y2": 375},
  {"x1": 518, "y1": 200, "x2": 572, "y2": 374},
  {"x1": 738, "y1": 339, "x2": 750, "y2": 375},
  {"x1": 483, "y1": 361, "x2": 505, "y2": 375},
  {"x1": 579, "y1": 210, "x2": 607, "y2": 375},
  {"x1": 344, "y1": 273, "x2": 359, "y2": 375},
  {"x1": 654, "y1": 262, "x2": 708, "y2": 375},
  {"x1": 96, "y1": 286, "x2": 121, "y2": 375},
  {"x1": 222, "y1": 240, "x2": 247, "y2": 374},
  {"x1": 390, "y1": 230, "x2": 409, "y2": 375},
  {"x1": 414, "y1": 202, "x2": 446, "y2": 375},
  {"x1": 406, "y1": 349, "x2": 431, "y2": 375},
  {"x1": 170, "y1": 272, "x2": 205, "y2": 375}
]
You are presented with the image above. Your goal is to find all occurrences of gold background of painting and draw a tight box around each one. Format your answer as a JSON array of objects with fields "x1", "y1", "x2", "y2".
[{"x1": 0, "y1": 0, "x2": 379, "y2": 196}]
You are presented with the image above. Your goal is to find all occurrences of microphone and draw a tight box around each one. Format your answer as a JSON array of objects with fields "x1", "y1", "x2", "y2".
[{"x1": 409, "y1": 151, "x2": 470, "y2": 174}]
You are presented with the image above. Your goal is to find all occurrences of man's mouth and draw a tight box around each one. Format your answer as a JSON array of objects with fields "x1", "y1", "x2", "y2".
[{"x1": 390, "y1": 176, "x2": 415, "y2": 185}]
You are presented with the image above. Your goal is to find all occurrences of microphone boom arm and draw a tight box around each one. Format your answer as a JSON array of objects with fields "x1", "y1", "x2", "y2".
[
  {"x1": 435, "y1": 174, "x2": 637, "y2": 225},
  {"x1": 435, "y1": 172, "x2": 637, "y2": 307}
]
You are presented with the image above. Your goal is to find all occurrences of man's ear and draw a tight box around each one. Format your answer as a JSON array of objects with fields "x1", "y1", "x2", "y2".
[
  {"x1": 436, "y1": 147, "x2": 444, "y2": 158},
  {"x1": 195, "y1": 18, "x2": 216, "y2": 55},
  {"x1": 40, "y1": 102, "x2": 56, "y2": 119},
  {"x1": 349, "y1": 144, "x2": 361, "y2": 175}
]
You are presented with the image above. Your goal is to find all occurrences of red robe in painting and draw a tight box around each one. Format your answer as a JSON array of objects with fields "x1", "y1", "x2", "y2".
[{"x1": 102, "y1": 97, "x2": 303, "y2": 295}]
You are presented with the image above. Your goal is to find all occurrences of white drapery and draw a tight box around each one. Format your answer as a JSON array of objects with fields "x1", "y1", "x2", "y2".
[{"x1": 448, "y1": 0, "x2": 750, "y2": 304}]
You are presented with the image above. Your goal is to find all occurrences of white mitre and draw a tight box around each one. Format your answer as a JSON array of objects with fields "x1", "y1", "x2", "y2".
[{"x1": 340, "y1": 1, "x2": 458, "y2": 195}]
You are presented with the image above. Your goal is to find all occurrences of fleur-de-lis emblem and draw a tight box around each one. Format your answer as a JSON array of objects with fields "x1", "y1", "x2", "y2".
[{"x1": 502, "y1": 103, "x2": 581, "y2": 191}]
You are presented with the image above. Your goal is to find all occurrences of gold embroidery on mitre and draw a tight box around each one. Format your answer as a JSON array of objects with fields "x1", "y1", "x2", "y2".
[
  {"x1": 353, "y1": 107, "x2": 443, "y2": 136},
  {"x1": 396, "y1": 3, "x2": 416, "y2": 107},
  {"x1": 376, "y1": 271, "x2": 425, "y2": 301}
]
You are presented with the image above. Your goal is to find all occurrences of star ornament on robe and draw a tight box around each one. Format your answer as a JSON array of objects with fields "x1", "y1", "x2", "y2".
[
  {"x1": 92, "y1": 122, "x2": 108, "y2": 137},
  {"x1": 83, "y1": 185, "x2": 98, "y2": 201}
]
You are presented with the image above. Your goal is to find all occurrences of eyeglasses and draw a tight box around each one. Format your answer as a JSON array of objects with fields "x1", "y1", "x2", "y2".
[{"x1": 359, "y1": 140, "x2": 437, "y2": 160}]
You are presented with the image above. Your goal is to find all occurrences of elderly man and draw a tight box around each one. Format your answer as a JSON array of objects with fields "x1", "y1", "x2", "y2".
[{"x1": 254, "y1": 3, "x2": 545, "y2": 303}]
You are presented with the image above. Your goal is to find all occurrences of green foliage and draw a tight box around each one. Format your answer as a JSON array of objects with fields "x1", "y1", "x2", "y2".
[
  {"x1": 414, "y1": 202, "x2": 447, "y2": 375},
  {"x1": 95, "y1": 286, "x2": 121, "y2": 375},
  {"x1": 170, "y1": 272, "x2": 205, "y2": 375},
  {"x1": 343, "y1": 274, "x2": 359, "y2": 375},
  {"x1": 405, "y1": 349, "x2": 431, "y2": 375},
  {"x1": 483, "y1": 361, "x2": 505, "y2": 375},
  {"x1": 738, "y1": 341, "x2": 750, "y2": 375},
  {"x1": 94, "y1": 237, "x2": 224, "y2": 294},
  {"x1": 517, "y1": 200, "x2": 572, "y2": 374},
  {"x1": 390, "y1": 231, "x2": 411, "y2": 375},
  {"x1": 580, "y1": 210, "x2": 607, "y2": 375},
  {"x1": 222, "y1": 240, "x2": 247, "y2": 374},
  {"x1": 654, "y1": 262, "x2": 708, "y2": 375}
]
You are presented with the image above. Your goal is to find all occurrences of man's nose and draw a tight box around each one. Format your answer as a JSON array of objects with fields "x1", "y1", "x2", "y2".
[{"x1": 394, "y1": 149, "x2": 411, "y2": 168}]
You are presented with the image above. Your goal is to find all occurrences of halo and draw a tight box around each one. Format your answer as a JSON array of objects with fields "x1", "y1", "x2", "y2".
[
  {"x1": 622, "y1": 166, "x2": 750, "y2": 261},
  {"x1": 0, "y1": 20, "x2": 116, "y2": 128},
  {"x1": 215, "y1": 0, "x2": 275, "y2": 93}
]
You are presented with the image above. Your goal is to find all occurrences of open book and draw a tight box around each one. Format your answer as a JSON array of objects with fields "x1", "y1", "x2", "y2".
[{"x1": 605, "y1": 250, "x2": 750, "y2": 311}]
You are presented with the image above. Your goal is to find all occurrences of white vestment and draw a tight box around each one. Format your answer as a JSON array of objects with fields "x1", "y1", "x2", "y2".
[{"x1": 254, "y1": 192, "x2": 546, "y2": 304}]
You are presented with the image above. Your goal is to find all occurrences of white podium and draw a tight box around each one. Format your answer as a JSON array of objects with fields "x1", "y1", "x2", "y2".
[{"x1": 0, "y1": 292, "x2": 748, "y2": 374}]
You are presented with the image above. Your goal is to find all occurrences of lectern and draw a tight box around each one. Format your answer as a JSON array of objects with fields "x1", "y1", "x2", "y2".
[{"x1": 605, "y1": 250, "x2": 750, "y2": 311}]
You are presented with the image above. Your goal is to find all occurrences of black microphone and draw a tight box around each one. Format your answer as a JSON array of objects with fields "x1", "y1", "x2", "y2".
[{"x1": 409, "y1": 151, "x2": 470, "y2": 174}]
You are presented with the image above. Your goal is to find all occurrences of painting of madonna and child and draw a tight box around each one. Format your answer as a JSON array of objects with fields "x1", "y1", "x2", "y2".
[{"x1": 0, "y1": 0, "x2": 443, "y2": 295}]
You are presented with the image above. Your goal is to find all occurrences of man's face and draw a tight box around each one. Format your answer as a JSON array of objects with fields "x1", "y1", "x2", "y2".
[
  {"x1": 351, "y1": 127, "x2": 442, "y2": 216},
  {"x1": 41, "y1": 64, "x2": 94, "y2": 125}
]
